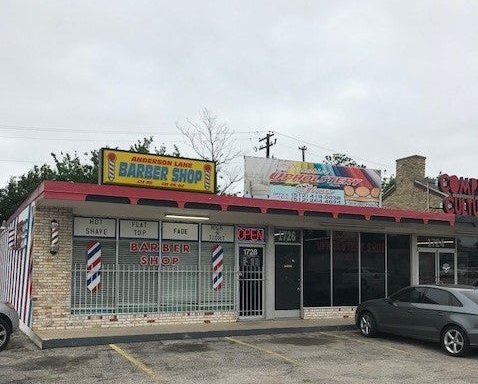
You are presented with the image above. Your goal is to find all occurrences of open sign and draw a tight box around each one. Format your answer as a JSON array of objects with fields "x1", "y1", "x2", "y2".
[{"x1": 237, "y1": 227, "x2": 265, "y2": 242}]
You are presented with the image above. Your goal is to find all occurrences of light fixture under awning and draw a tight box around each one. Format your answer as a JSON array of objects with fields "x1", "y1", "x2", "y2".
[{"x1": 164, "y1": 214, "x2": 210, "y2": 221}]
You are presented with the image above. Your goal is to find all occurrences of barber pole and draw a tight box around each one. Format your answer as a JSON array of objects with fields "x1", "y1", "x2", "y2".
[
  {"x1": 204, "y1": 164, "x2": 211, "y2": 191},
  {"x1": 7, "y1": 222, "x2": 15, "y2": 249},
  {"x1": 107, "y1": 152, "x2": 116, "y2": 181},
  {"x1": 50, "y1": 220, "x2": 59, "y2": 254},
  {"x1": 212, "y1": 245, "x2": 224, "y2": 290},
  {"x1": 86, "y1": 241, "x2": 102, "y2": 292}
]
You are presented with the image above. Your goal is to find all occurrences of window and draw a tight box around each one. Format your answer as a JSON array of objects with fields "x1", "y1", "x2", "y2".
[
  {"x1": 457, "y1": 236, "x2": 478, "y2": 285},
  {"x1": 361, "y1": 233, "x2": 385, "y2": 302},
  {"x1": 303, "y1": 230, "x2": 331, "y2": 307},
  {"x1": 392, "y1": 287, "x2": 423, "y2": 303},
  {"x1": 333, "y1": 231, "x2": 359, "y2": 306},
  {"x1": 462, "y1": 291, "x2": 478, "y2": 305},
  {"x1": 387, "y1": 235, "x2": 411, "y2": 296},
  {"x1": 423, "y1": 288, "x2": 462, "y2": 307}
]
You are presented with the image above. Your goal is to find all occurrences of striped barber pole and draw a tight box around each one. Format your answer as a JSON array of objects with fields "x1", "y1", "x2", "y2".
[
  {"x1": 7, "y1": 222, "x2": 15, "y2": 249},
  {"x1": 86, "y1": 241, "x2": 101, "y2": 292},
  {"x1": 107, "y1": 152, "x2": 116, "y2": 181},
  {"x1": 212, "y1": 245, "x2": 224, "y2": 291},
  {"x1": 50, "y1": 220, "x2": 59, "y2": 254}
]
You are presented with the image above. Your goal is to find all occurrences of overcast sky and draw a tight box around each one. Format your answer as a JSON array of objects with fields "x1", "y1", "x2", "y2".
[{"x1": 1, "y1": 1, "x2": 478, "y2": 189}]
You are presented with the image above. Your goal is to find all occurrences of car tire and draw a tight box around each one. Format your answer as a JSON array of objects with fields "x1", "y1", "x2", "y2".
[
  {"x1": 359, "y1": 311, "x2": 377, "y2": 337},
  {"x1": 441, "y1": 325, "x2": 469, "y2": 357},
  {"x1": 0, "y1": 318, "x2": 11, "y2": 352}
]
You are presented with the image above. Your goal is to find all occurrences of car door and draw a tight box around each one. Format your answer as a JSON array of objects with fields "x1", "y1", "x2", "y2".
[
  {"x1": 380, "y1": 287, "x2": 424, "y2": 336},
  {"x1": 411, "y1": 288, "x2": 462, "y2": 341}
]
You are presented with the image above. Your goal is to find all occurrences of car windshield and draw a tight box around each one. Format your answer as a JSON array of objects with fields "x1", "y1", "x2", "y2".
[{"x1": 461, "y1": 290, "x2": 478, "y2": 305}]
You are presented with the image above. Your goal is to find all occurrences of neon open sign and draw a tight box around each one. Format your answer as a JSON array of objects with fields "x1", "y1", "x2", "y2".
[{"x1": 236, "y1": 227, "x2": 265, "y2": 242}]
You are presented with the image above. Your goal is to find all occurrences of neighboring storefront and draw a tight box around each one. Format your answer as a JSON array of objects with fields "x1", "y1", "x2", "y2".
[
  {"x1": 383, "y1": 155, "x2": 478, "y2": 289},
  {"x1": 2, "y1": 150, "x2": 476, "y2": 338}
]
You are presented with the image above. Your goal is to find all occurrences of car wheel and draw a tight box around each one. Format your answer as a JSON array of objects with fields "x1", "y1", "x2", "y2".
[
  {"x1": 0, "y1": 318, "x2": 11, "y2": 352},
  {"x1": 359, "y1": 311, "x2": 377, "y2": 337},
  {"x1": 442, "y1": 325, "x2": 469, "y2": 357}
]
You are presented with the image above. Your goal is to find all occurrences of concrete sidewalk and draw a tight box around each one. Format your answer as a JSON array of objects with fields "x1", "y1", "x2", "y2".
[{"x1": 32, "y1": 318, "x2": 356, "y2": 349}]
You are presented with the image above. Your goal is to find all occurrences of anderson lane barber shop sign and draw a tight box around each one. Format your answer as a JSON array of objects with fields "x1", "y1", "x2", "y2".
[
  {"x1": 100, "y1": 148, "x2": 216, "y2": 193},
  {"x1": 438, "y1": 174, "x2": 478, "y2": 216}
]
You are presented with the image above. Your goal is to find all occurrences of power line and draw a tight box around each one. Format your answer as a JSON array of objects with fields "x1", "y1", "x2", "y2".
[
  {"x1": 274, "y1": 131, "x2": 390, "y2": 169},
  {"x1": 0, "y1": 123, "x2": 264, "y2": 136},
  {"x1": 0, "y1": 135, "x2": 188, "y2": 143}
]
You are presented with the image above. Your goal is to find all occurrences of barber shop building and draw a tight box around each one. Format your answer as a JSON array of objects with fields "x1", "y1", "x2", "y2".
[{"x1": 1, "y1": 150, "x2": 477, "y2": 337}]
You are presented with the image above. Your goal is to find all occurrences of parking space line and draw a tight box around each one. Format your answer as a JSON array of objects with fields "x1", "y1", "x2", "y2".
[
  {"x1": 319, "y1": 332, "x2": 409, "y2": 354},
  {"x1": 109, "y1": 344, "x2": 167, "y2": 383},
  {"x1": 225, "y1": 337, "x2": 299, "y2": 365}
]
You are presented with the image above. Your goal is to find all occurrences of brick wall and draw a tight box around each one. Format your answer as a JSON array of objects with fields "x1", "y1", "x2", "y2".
[
  {"x1": 383, "y1": 155, "x2": 443, "y2": 212},
  {"x1": 303, "y1": 307, "x2": 356, "y2": 320},
  {"x1": 31, "y1": 206, "x2": 73, "y2": 330},
  {"x1": 63, "y1": 311, "x2": 237, "y2": 329}
]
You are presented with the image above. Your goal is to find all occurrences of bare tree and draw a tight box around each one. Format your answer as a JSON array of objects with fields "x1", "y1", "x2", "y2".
[{"x1": 176, "y1": 108, "x2": 243, "y2": 194}]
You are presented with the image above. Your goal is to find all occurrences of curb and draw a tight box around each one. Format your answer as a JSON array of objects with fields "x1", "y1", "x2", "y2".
[{"x1": 38, "y1": 324, "x2": 356, "y2": 349}]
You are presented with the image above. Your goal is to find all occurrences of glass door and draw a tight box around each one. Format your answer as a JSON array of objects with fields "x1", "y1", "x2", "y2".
[
  {"x1": 418, "y1": 250, "x2": 456, "y2": 285},
  {"x1": 419, "y1": 251, "x2": 437, "y2": 284}
]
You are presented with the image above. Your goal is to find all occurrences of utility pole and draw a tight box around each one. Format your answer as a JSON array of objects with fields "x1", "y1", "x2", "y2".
[
  {"x1": 258, "y1": 131, "x2": 276, "y2": 158},
  {"x1": 298, "y1": 146, "x2": 307, "y2": 162}
]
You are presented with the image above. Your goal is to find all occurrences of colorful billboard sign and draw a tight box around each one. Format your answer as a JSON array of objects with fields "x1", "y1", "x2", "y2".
[
  {"x1": 100, "y1": 148, "x2": 216, "y2": 193},
  {"x1": 438, "y1": 174, "x2": 478, "y2": 216},
  {"x1": 244, "y1": 156, "x2": 382, "y2": 207}
]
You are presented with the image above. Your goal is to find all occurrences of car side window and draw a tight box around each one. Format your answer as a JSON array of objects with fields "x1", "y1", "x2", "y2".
[
  {"x1": 423, "y1": 288, "x2": 460, "y2": 306},
  {"x1": 393, "y1": 287, "x2": 422, "y2": 303},
  {"x1": 450, "y1": 294, "x2": 463, "y2": 307}
]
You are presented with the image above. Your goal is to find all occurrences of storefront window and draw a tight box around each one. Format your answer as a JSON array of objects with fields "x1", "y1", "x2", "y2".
[
  {"x1": 161, "y1": 222, "x2": 199, "y2": 312},
  {"x1": 333, "y1": 231, "x2": 359, "y2": 306},
  {"x1": 387, "y1": 234, "x2": 410, "y2": 296},
  {"x1": 303, "y1": 230, "x2": 331, "y2": 307},
  {"x1": 457, "y1": 236, "x2": 478, "y2": 285},
  {"x1": 118, "y1": 220, "x2": 160, "y2": 313},
  {"x1": 200, "y1": 224, "x2": 235, "y2": 310},
  {"x1": 71, "y1": 217, "x2": 117, "y2": 314},
  {"x1": 361, "y1": 233, "x2": 385, "y2": 302}
]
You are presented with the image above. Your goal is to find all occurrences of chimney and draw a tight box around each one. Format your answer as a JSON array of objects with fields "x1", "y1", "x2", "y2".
[{"x1": 395, "y1": 155, "x2": 426, "y2": 191}]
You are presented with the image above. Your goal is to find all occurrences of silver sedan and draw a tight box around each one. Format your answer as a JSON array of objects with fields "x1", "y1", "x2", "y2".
[{"x1": 356, "y1": 285, "x2": 478, "y2": 357}]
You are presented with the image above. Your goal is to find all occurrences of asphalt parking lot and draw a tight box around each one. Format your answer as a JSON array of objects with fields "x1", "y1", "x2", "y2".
[{"x1": 2, "y1": 330, "x2": 478, "y2": 384}]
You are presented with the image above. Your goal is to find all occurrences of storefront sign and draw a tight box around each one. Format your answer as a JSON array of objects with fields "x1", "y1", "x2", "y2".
[
  {"x1": 129, "y1": 240, "x2": 189, "y2": 266},
  {"x1": 201, "y1": 224, "x2": 234, "y2": 242},
  {"x1": 438, "y1": 174, "x2": 478, "y2": 216},
  {"x1": 73, "y1": 217, "x2": 116, "y2": 238},
  {"x1": 274, "y1": 229, "x2": 300, "y2": 243},
  {"x1": 244, "y1": 156, "x2": 382, "y2": 207},
  {"x1": 162, "y1": 222, "x2": 198, "y2": 241},
  {"x1": 237, "y1": 227, "x2": 266, "y2": 242},
  {"x1": 120, "y1": 220, "x2": 159, "y2": 239},
  {"x1": 139, "y1": 255, "x2": 180, "y2": 266},
  {"x1": 417, "y1": 236, "x2": 455, "y2": 249},
  {"x1": 100, "y1": 148, "x2": 216, "y2": 193}
]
